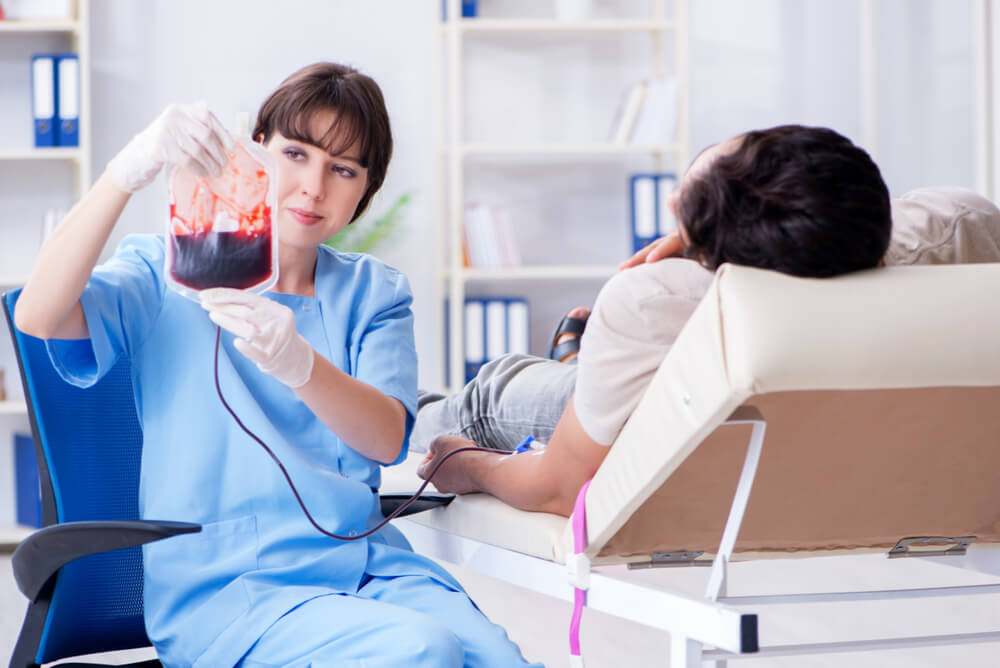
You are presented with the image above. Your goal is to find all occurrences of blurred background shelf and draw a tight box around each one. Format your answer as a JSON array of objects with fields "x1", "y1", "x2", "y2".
[
  {"x1": 458, "y1": 143, "x2": 679, "y2": 157},
  {"x1": 0, "y1": 19, "x2": 78, "y2": 33},
  {"x1": 0, "y1": 523, "x2": 33, "y2": 553},
  {"x1": 452, "y1": 18, "x2": 676, "y2": 32},
  {"x1": 0, "y1": 402, "x2": 27, "y2": 417},
  {"x1": 451, "y1": 265, "x2": 618, "y2": 281},
  {"x1": 0, "y1": 147, "x2": 81, "y2": 160},
  {"x1": 436, "y1": 0, "x2": 686, "y2": 390}
]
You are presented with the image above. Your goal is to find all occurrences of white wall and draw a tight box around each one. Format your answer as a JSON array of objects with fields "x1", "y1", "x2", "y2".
[{"x1": 687, "y1": 0, "x2": 975, "y2": 193}]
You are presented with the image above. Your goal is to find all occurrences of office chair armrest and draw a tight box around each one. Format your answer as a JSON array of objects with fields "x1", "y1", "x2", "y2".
[
  {"x1": 12, "y1": 519, "x2": 201, "y2": 601},
  {"x1": 380, "y1": 492, "x2": 454, "y2": 518}
]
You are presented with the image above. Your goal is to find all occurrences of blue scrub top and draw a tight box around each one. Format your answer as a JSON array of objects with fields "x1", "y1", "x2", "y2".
[{"x1": 46, "y1": 235, "x2": 462, "y2": 668}]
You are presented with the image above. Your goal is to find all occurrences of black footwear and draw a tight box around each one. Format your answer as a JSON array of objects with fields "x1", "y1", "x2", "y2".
[{"x1": 547, "y1": 312, "x2": 589, "y2": 362}]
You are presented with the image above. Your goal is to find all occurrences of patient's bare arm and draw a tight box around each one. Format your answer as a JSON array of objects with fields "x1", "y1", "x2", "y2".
[{"x1": 416, "y1": 396, "x2": 609, "y2": 517}]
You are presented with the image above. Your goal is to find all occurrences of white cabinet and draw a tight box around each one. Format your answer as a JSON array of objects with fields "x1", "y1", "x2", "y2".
[
  {"x1": 0, "y1": 0, "x2": 91, "y2": 415},
  {"x1": 435, "y1": 0, "x2": 689, "y2": 389}
]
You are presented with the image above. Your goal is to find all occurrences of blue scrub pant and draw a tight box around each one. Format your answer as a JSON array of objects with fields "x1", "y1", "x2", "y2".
[{"x1": 237, "y1": 573, "x2": 544, "y2": 667}]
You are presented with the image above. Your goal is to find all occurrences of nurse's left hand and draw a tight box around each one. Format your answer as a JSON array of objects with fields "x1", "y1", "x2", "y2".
[{"x1": 200, "y1": 288, "x2": 315, "y2": 388}]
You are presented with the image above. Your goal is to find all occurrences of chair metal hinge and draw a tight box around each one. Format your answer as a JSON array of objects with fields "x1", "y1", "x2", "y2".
[
  {"x1": 888, "y1": 536, "x2": 976, "y2": 559},
  {"x1": 628, "y1": 551, "x2": 709, "y2": 569}
]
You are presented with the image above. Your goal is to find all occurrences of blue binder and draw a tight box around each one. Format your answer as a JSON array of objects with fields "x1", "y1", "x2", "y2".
[
  {"x1": 441, "y1": 0, "x2": 477, "y2": 18},
  {"x1": 446, "y1": 297, "x2": 531, "y2": 383},
  {"x1": 14, "y1": 433, "x2": 42, "y2": 528},
  {"x1": 55, "y1": 53, "x2": 80, "y2": 147},
  {"x1": 464, "y1": 299, "x2": 485, "y2": 382},
  {"x1": 464, "y1": 297, "x2": 530, "y2": 382},
  {"x1": 31, "y1": 54, "x2": 57, "y2": 147},
  {"x1": 629, "y1": 172, "x2": 678, "y2": 254}
]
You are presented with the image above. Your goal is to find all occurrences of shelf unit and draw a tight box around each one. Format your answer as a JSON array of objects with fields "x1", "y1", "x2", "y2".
[
  {"x1": 435, "y1": 1, "x2": 689, "y2": 390},
  {"x1": 0, "y1": 0, "x2": 91, "y2": 416},
  {"x1": 0, "y1": 522, "x2": 33, "y2": 553},
  {"x1": 0, "y1": 401, "x2": 28, "y2": 416}
]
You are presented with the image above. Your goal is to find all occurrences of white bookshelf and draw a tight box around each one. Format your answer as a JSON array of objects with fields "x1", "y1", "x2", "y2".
[
  {"x1": 0, "y1": 2, "x2": 92, "y2": 196},
  {"x1": 0, "y1": 401, "x2": 27, "y2": 416},
  {"x1": 459, "y1": 143, "x2": 679, "y2": 156},
  {"x1": 0, "y1": 4, "x2": 90, "y2": 500},
  {"x1": 0, "y1": 147, "x2": 82, "y2": 160},
  {"x1": 0, "y1": 19, "x2": 77, "y2": 33},
  {"x1": 435, "y1": 0, "x2": 689, "y2": 390},
  {"x1": 454, "y1": 265, "x2": 618, "y2": 281},
  {"x1": 0, "y1": 523, "x2": 33, "y2": 553},
  {"x1": 451, "y1": 18, "x2": 677, "y2": 32}
]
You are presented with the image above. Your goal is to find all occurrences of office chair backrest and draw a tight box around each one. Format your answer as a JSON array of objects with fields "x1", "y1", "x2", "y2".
[{"x1": 4, "y1": 289, "x2": 152, "y2": 663}]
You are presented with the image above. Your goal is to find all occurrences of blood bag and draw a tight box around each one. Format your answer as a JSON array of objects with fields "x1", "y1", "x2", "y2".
[{"x1": 166, "y1": 139, "x2": 278, "y2": 299}]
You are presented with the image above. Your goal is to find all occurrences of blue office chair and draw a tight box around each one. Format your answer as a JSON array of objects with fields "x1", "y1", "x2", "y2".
[
  {"x1": 4, "y1": 288, "x2": 198, "y2": 668},
  {"x1": 3, "y1": 289, "x2": 449, "y2": 667}
]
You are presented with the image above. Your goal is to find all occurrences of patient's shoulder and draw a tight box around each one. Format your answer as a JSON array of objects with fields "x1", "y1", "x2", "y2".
[
  {"x1": 589, "y1": 258, "x2": 714, "y2": 346},
  {"x1": 887, "y1": 187, "x2": 1000, "y2": 265},
  {"x1": 600, "y1": 258, "x2": 715, "y2": 305}
]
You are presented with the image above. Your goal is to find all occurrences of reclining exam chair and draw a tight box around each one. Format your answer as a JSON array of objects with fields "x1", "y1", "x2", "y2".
[
  {"x1": 382, "y1": 262, "x2": 1000, "y2": 666},
  {"x1": 2, "y1": 288, "x2": 445, "y2": 668}
]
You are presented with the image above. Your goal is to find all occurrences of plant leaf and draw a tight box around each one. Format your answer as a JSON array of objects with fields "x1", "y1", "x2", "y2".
[{"x1": 324, "y1": 191, "x2": 412, "y2": 254}]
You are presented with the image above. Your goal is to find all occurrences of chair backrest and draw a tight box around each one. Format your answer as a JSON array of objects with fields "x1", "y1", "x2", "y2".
[
  {"x1": 577, "y1": 263, "x2": 1000, "y2": 561},
  {"x1": 3, "y1": 289, "x2": 152, "y2": 663}
]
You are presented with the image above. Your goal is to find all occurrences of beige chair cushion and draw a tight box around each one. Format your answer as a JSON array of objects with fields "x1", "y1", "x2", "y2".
[{"x1": 577, "y1": 263, "x2": 1000, "y2": 561}]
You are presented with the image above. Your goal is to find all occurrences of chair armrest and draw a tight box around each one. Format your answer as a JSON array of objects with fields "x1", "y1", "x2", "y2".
[
  {"x1": 12, "y1": 519, "x2": 201, "y2": 600},
  {"x1": 380, "y1": 493, "x2": 454, "y2": 518}
]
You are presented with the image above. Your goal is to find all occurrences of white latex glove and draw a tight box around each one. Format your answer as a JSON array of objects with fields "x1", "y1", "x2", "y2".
[
  {"x1": 107, "y1": 102, "x2": 234, "y2": 193},
  {"x1": 200, "y1": 288, "x2": 315, "y2": 389}
]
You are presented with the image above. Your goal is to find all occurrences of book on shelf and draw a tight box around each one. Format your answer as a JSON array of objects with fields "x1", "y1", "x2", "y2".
[
  {"x1": 463, "y1": 203, "x2": 521, "y2": 269},
  {"x1": 630, "y1": 75, "x2": 678, "y2": 146},
  {"x1": 609, "y1": 80, "x2": 647, "y2": 145},
  {"x1": 629, "y1": 172, "x2": 677, "y2": 253},
  {"x1": 608, "y1": 75, "x2": 678, "y2": 147}
]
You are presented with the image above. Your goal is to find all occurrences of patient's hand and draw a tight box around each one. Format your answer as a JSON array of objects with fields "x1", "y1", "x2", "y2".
[
  {"x1": 417, "y1": 434, "x2": 485, "y2": 494},
  {"x1": 619, "y1": 230, "x2": 685, "y2": 270}
]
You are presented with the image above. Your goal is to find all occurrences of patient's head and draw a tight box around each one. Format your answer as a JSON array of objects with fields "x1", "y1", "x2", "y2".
[{"x1": 676, "y1": 125, "x2": 891, "y2": 278}]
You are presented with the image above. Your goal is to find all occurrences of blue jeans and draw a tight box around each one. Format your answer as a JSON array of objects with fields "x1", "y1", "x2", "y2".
[{"x1": 411, "y1": 354, "x2": 577, "y2": 452}]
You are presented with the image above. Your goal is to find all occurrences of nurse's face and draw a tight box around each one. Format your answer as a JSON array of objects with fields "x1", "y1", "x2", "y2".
[{"x1": 264, "y1": 110, "x2": 369, "y2": 251}]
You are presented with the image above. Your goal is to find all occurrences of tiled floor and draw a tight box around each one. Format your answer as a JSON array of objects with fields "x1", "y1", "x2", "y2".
[{"x1": 4, "y1": 552, "x2": 1000, "y2": 666}]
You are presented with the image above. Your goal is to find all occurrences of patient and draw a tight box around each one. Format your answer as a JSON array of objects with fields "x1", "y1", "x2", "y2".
[
  {"x1": 413, "y1": 183, "x2": 1000, "y2": 461},
  {"x1": 415, "y1": 124, "x2": 899, "y2": 516}
]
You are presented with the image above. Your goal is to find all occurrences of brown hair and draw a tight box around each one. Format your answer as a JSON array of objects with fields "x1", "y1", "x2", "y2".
[
  {"x1": 679, "y1": 125, "x2": 891, "y2": 278},
  {"x1": 253, "y1": 62, "x2": 392, "y2": 223}
]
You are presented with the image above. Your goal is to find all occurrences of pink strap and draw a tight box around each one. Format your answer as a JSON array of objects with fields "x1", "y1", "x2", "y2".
[{"x1": 570, "y1": 479, "x2": 592, "y2": 657}]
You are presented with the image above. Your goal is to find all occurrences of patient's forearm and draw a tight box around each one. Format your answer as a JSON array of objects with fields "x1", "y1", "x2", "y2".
[
  {"x1": 463, "y1": 449, "x2": 577, "y2": 516},
  {"x1": 464, "y1": 397, "x2": 609, "y2": 517}
]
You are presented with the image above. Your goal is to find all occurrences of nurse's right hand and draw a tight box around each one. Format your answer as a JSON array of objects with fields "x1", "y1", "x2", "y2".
[{"x1": 106, "y1": 102, "x2": 234, "y2": 193}]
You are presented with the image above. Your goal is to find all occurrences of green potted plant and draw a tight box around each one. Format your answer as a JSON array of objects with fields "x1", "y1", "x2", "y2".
[{"x1": 323, "y1": 191, "x2": 412, "y2": 254}]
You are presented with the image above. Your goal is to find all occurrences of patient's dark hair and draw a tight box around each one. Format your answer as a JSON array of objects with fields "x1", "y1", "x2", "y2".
[
  {"x1": 253, "y1": 62, "x2": 392, "y2": 223},
  {"x1": 678, "y1": 125, "x2": 890, "y2": 277}
]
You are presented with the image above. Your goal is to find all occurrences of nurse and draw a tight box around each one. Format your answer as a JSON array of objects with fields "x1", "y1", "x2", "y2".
[{"x1": 15, "y1": 62, "x2": 541, "y2": 668}]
